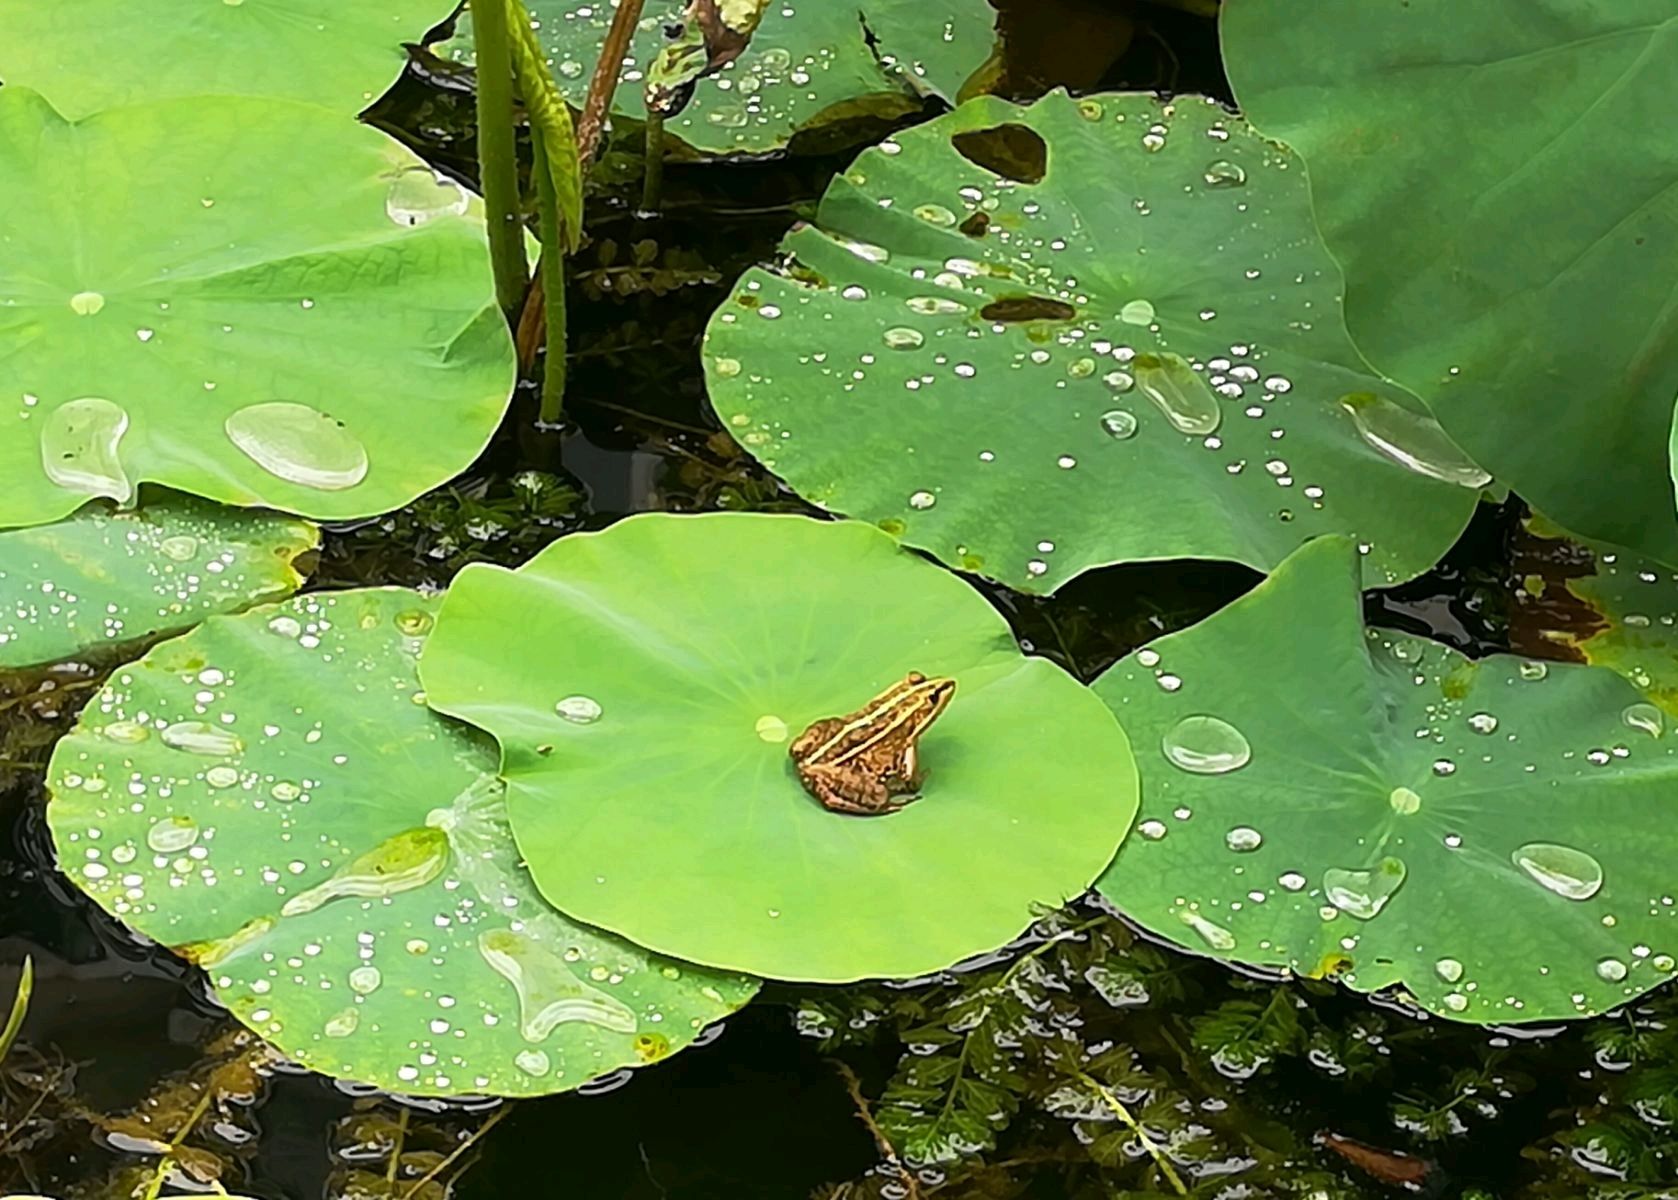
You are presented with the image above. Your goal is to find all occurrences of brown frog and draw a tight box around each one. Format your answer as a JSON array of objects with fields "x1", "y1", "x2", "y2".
[{"x1": 789, "y1": 672, "x2": 956, "y2": 815}]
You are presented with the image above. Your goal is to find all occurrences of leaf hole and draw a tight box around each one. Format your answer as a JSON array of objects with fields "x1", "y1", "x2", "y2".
[
  {"x1": 979, "y1": 295, "x2": 1078, "y2": 323},
  {"x1": 951, "y1": 124, "x2": 1047, "y2": 185}
]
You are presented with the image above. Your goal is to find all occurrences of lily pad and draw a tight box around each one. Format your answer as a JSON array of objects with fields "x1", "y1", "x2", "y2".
[
  {"x1": 1223, "y1": 0, "x2": 1678, "y2": 564},
  {"x1": 0, "y1": 88, "x2": 514, "y2": 529},
  {"x1": 46, "y1": 587, "x2": 756, "y2": 1096},
  {"x1": 443, "y1": 0, "x2": 997, "y2": 157},
  {"x1": 0, "y1": 0, "x2": 454, "y2": 118},
  {"x1": 0, "y1": 497, "x2": 316, "y2": 670},
  {"x1": 418, "y1": 513, "x2": 1137, "y2": 982},
  {"x1": 1093, "y1": 535, "x2": 1678, "y2": 1022},
  {"x1": 702, "y1": 91, "x2": 1480, "y2": 593}
]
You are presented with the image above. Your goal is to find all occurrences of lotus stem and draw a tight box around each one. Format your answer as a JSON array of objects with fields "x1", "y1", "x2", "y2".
[
  {"x1": 471, "y1": 0, "x2": 530, "y2": 313},
  {"x1": 532, "y1": 137, "x2": 569, "y2": 421},
  {"x1": 640, "y1": 111, "x2": 666, "y2": 214},
  {"x1": 0, "y1": 956, "x2": 31, "y2": 1062}
]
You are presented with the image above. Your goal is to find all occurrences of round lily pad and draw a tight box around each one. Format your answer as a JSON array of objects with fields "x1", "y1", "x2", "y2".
[
  {"x1": 0, "y1": 0, "x2": 454, "y2": 118},
  {"x1": 1224, "y1": 0, "x2": 1678, "y2": 564},
  {"x1": 702, "y1": 91, "x2": 1480, "y2": 593},
  {"x1": 418, "y1": 513, "x2": 1137, "y2": 982},
  {"x1": 0, "y1": 88, "x2": 514, "y2": 529},
  {"x1": 0, "y1": 497, "x2": 316, "y2": 670},
  {"x1": 443, "y1": 0, "x2": 996, "y2": 157},
  {"x1": 46, "y1": 587, "x2": 756, "y2": 1097},
  {"x1": 1093, "y1": 535, "x2": 1678, "y2": 1022}
]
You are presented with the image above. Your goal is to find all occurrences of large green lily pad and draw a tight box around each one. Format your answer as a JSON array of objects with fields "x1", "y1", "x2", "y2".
[
  {"x1": 702, "y1": 91, "x2": 1480, "y2": 593},
  {"x1": 0, "y1": 89, "x2": 514, "y2": 529},
  {"x1": 419, "y1": 513, "x2": 1137, "y2": 982},
  {"x1": 1093, "y1": 535, "x2": 1678, "y2": 1022},
  {"x1": 1223, "y1": 0, "x2": 1678, "y2": 564},
  {"x1": 444, "y1": 0, "x2": 996, "y2": 157},
  {"x1": 0, "y1": 0, "x2": 454, "y2": 118},
  {"x1": 46, "y1": 588, "x2": 756, "y2": 1096},
  {"x1": 0, "y1": 497, "x2": 316, "y2": 670}
]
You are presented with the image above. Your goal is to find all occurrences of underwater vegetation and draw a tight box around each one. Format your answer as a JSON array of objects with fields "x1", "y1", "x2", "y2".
[{"x1": 1, "y1": 0, "x2": 1677, "y2": 1196}]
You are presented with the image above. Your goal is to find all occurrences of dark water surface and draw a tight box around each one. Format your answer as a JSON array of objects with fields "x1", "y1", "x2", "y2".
[{"x1": 3, "y1": 8, "x2": 1675, "y2": 1198}]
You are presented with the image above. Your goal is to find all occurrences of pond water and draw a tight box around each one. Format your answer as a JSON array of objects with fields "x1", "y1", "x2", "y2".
[{"x1": 1, "y1": 9, "x2": 1673, "y2": 1199}]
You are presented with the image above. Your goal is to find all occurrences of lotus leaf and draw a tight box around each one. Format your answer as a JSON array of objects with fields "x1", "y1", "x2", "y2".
[
  {"x1": 444, "y1": 0, "x2": 996, "y2": 157},
  {"x1": 0, "y1": 0, "x2": 454, "y2": 118},
  {"x1": 0, "y1": 497, "x2": 316, "y2": 670},
  {"x1": 1093, "y1": 535, "x2": 1678, "y2": 1022},
  {"x1": 1223, "y1": 0, "x2": 1678, "y2": 564},
  {"x1": 46, "y1": 588, "x2": 756, "y2": 1096},
  {"x1": 0, "y1": 89, "x2": 514, "y2": 529},
  {"x1": 702, "y1": 91, "x2": 1480, "y2": 593},
  {"x1": 418, "y1": 513, "x2": 1137, "y2": 982}
]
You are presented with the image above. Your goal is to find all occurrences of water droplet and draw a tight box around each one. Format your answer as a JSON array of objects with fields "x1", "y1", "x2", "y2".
[
  {"x1": 145, "y1": 816, "x2": 200, "y2": 853},
  {"x1": 323, "y1": 1009, "x2": 359, "y2": 1038},
  {"x1": 706, "y1": 104, "x2": 748, "y2": 128},
  {"x1": 1161, "y1": 715, "x2": 1251, "y2": 774},
  {"x1": 270, "y1": 781, "x2": 302, "y2": 802},
  {"x1": 41, "y1": 397, "x2": 132, "y2": 503},
  {"x1": 514, "y1": 1048, "x2": 552, "y2": 1076},
  {"x1": 1322, "y1": 857, "x2": 1407, "y2": 919},
  {"x1": 1435, "y1": 957, "x2": 1464, "y2": 983},
  {"x1": 224, "y1": 402, "x2": 369, "y2": 491},
  {"x1": 158, "y1": 535, "x2": 199, "y2": 561},
  {"x1": 1178, "y1": 908, "x2": 1235, "y2": 951},
  {"x1": 1388, "y1": 786, "x2": 1421, "y2": 815},
  {"x1": 905, "y1": 296, "x2": 967, "y2": 316},
  {"x1": 908, "y1": 490, "x2": 936, "y2": 510},
  {"x1": 101, "y1": 721, "x2": 151, "y2": 744},
  {"x1": 1441, "y1": 992, "x2": 1469, "y2": 1013},
  {"x1": 478, "y1": 927, "x2": 636, "y2": 1039},
  {"x1": 1467, "y1": 712, "x2": 1498, "y2": 734},
  {"x1": 1278, "y1": 872, "x2": 1306, "y2": 892},
  {"x1": 1225, "y1": 826, "x2": 1263, "y2": 852},
  {"x1": 1596, "y1": 957, "x2": 1628, "y2": 983},
  {"x1": 913, "y1": 203, "x2": 957, "y2": 227},
  {"x1": 1156, "y1": 674, "x2": 1182, "y2": 692},
  {"x1": 556, "y1": 695, "x2": 602, "y2": 724},
  {"x1": 385, "y1": 165, "x2": 470, "y2": 226},
  {"x1": 1099, "y1": 409, "x2": 1138, "y2": 440},
  {"x1": 1057, "y1": 454, "x2": 1077, "y2": 469},
  {"x1": 348, "y1": 966, "x2": 383, "y2": 995},
  {"x1": 280, "y1": 827, "x2": 449, "y2": 917},
  {"x1": 1203, "y1": 160, "x2": 1246, "y2": 188},
  {"x1": 755, "y1": 714, "x2": 788, "y2": 743},
  {"x1": 1519, "y1": 661, "x2": 1549, "y2": 681},
  {"x1": 1622, "y1": 702, "x2": 1663, "y2": 738},
  {"x1": 882, "y1": 326, "x2": 924, "y2": 350},
  {"x1": 712, "y1": 356, "x2": 743, "y2": 379},
  {"x1": 1119, "y1": 299, "x2": 1155, "y2": 326},
  {"x1": 1134, "y1": 353, "x2": 1222, "y2": 435},
  {"x1": 160, "y1": 721, "x2": 244, "y2": 757},
  {"x1": 1138, "y1": 819, "x2": 1167, "y2": 840},
  {"x1": 267, "y1": 615, "x2": 303, "y2": 638},
  {"x1": 1432, "y1": 758, "x2": 1456, "y2": 777},
  {"x1": 1512, "y1": 842, "x2": 1603, "y2": 901},
  {"x1": 205, "y1": 765, "x2": 239, "y2": 788},
  {"x1": 1340, "y1": 393, "x2": 1491, "y2": 488}
]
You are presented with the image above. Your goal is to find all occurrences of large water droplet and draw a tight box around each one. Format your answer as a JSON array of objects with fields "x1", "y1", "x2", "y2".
[
  {"x1": 348, "y1": 965, "x2": 383, "y2": 995},
  {"x1": 1119, "y1": 299, "x2": 1155, "y2": 326},
  {"x1": 556, "y1": 695, "x2": 602, "y2": 724},
  {"x1": 1596, "y1": 957, "x2": 1628, "y2": 983},
  {"x1": 1134, "y1": 353, "x2": 1222, "y2": 435},
  {"x1": 280, "y1": 827, "x2": 449, "y2": 916},
  {"x1": 145, "y1": 816, "x2": 200, "y2": 853},
  {"x1": 1340, "y1": 393, "x2": 1491, "y2": 488},
  {"x1": 1099, "y1": 409, "x2": 1138, "y2": 439},
  {"x1": 1512, "y1": 842, "x2": 1603, "y2": 901},
  {"x1": 913, "y1": 203, "x2": 957, "y2": 227},
  {"x1": 1161, "y1": 714, "x2": 1251, "y2": 774},
  {"x1": 478, "y1": 927, "x2": 637, "y2": 1039},
  {"x1": 882, "y1": 326, "x2": 924, "y2": 350},
  {"x1": 385, "y1": 165, "x2": 470, "y2": 226},
  {"x1": 224, "y1": 402, "x2": 369, "y2": 491},
  {"x1": 1622, "y1": 702, "x2": 1663, "y2": 738},
  {"x1": 1323, "y1": 857, "x2": 1407, "y2": 919},
  {"x1": 323, "y1": 1008, "x2": 359, "y2": 1037},
  {"x1": 908, "y1": 490, "x2": 936, "y2": 510},
  {"x1": 1203, "y1": 160, "x2": 1246, "y2": 188},
  {"x1": 101, "y1": 720, "x2": 151, "y2": 744},
  {"x1": 514, "y1": 1048, "x2": 552, "y2": 1076},
  {"x1": 1178, "y1": 908, "x2": 1235, "y2": 951},
  {"x1": 41, "y1": 397, "x2": 132, "y2": 503},
  {"x1": 1225, "y1": 826, "x2": 1262, "y2": 852},
  {"x1": 160, "y1": 721, "x2": 244, "y2": 757},
  {"x1": 1435, "y1": 957, "x2": 1463, "y2": 983}
]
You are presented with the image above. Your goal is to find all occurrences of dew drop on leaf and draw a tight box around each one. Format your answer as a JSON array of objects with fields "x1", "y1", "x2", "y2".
[
  {"x1": 1339, "y1": 392, "x2": 1491, "y2": 488},
  {"x1": 41, "y1": 396, "x2": 132, "y2": 503},
  {"x1": 1621, "y1": 702, "x2": 1663, "y2": 738},
  {"x1": 478, "y1": 927, "x2": 637, "y2": 1039},
  {"x1": 1597, "y1": 956, "x2": 1628, "y2": 983},
  {"x1": 1435, "y1": 957, "x2": 1464, "y2": 983},
  {"x1": 1119, "y1": 299, "x2": 1155, "y2": 326},
  {"x1": 1322, "y1": 857, "x2": 1406, "y2": 920},
  {"x1": 882, "y1": 326, "x2": 924, "y2": 350},
  {"x1": 1178, "y1": 908, "x2": 1236, "y2": 951},
  {"x1": 160, "y1": 721, "x2": 244, "y2": 757},
  {"x1": 1202, "y1": 160, "x2": 1246, "y2": 188},
  {"x1": 384, "y1": 165, "x2": 470, "y2": 227},
  {"x1": 145, "y1": 816, "x2": 200, "y2": 854},
  {"x1": 555, "y1": 695, "x2": 602, "y2": 724},
  {"x1": 1099, "y1": 409, "x2": 1138, "y2": 440},
  {"x1": 1161, "y1": 714, "x2": 1251, "y2": 774},
  {"x1": 1134, "y1": 352, "x2": 1222, "y2": 436},
  {"x1": 224, "y1": 402, "x2": 369, "y2": 491},
  {"x1": 1224, "y1": 825, "x2": 1263, "y2": 852},
  {"x1": 1511, "y1": 841, "x2": 1604, "y2": 901}
]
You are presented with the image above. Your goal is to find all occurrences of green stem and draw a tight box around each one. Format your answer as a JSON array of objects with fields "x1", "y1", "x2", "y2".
[
  {"x1": 471, "y1": 0, "x2": 528, "y2": 312},
  {"x1": 533, "y1": 138, "x2": 568, "y2": 422},
  {"x1": 641, "y1": 111, "x2": 666, "y2": 214},
  {"x1": 0, "y1": 957, "x2": 32, "y2": 1062}
]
